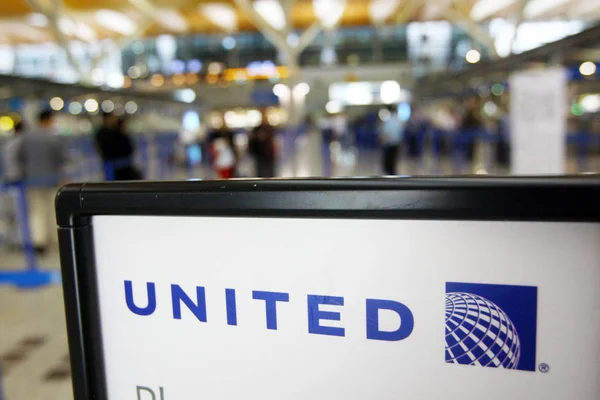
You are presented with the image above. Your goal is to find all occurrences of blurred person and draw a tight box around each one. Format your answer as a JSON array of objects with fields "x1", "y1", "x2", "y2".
[
  {"x1": 495, "y1": 103, "x2": 511, "y2": 168},
  {"x1": 460, "y1": 98, "x2": 482, "y2": 162},
  {"x1": 18, "y1": 110, "x2": 67, "y2": 253},
  {"x1": 2, "y1": 121, "x2": 24, "y2": 184},
  {"x1": 403, "y1": 105, "x2": 431, "y2": 170},
  {"x1": 379, "y1": 104, "x2": 403, "y2": 175},
  {"x1": 462, "y1": 98, "x2": 483, "y2": 131},
  {"x1": 95, "y1": 112, "x2": 140, "y2": 181},
  {"x1": 331, "y1": 111, "x2": 350, "y2": 147},
  {"x1": 1, "y1": 121, "x2": 24, "y2": 249},
  {"x1": 249, "y1": 112, "x2": 276, "y2": 178},
  {"x1": 208, "y1": 122, "x2": 236, "y2": 179}
]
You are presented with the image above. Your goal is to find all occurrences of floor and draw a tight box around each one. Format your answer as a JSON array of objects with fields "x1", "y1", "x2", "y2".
[{"x1": 0, "y1": 251, "x2": 72, "y2": 400}]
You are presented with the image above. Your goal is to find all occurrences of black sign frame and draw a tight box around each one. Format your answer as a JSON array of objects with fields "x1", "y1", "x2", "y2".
[{"x1": 56, "y1": 177, "x2": 600, "y2": 399}]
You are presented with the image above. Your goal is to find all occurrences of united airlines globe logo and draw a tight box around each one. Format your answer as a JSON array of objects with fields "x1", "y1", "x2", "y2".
[
  {"x1": 445, "y1": 282, "x2": 538, "y2": 372},
  {"x1": 445, "y1": 292, "x2": 520, "y2": 368}
]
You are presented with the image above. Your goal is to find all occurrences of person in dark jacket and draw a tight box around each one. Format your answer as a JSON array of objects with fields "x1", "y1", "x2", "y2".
[
  {"x1": 249, "y1": 112, "x2": 276, "y2": 178},
  {"x1": 95, "y1": 112, "x2": 140, "y2": 180},
  {"x1": 460, "y1": 98, "x2": 483, "y2": 162}
]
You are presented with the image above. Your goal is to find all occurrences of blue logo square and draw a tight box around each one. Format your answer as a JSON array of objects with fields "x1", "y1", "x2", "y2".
[{"x1": 445, "y1": 282, "x2": 538, "y2": 371}]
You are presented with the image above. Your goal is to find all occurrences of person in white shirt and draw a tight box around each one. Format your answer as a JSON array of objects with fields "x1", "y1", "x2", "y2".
[
  {"x1": 3, "y1": 121, "x2": 24, "y2": 184},
  {"x1": 1, "y1": 121, "x2": 24, "y2": 248},
  {"x1": 18, "y1": 111, "x2": 67, "y2": 253},
  {"x1": 379, "y1": 105, "x2": 403, "y2": 175}
]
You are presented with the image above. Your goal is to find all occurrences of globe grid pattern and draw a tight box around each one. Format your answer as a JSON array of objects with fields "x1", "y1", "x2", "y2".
[{"x1": 445, "y1": 292, "x2": 521, "y2": 369}]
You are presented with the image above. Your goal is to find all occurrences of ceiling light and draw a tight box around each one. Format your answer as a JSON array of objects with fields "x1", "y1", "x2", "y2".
[
  {"x1": 96, "y1": 9, "x2": 137, "y2": 36},
  {"x1": 199, "y1": 3, "x2": 238, "y2": 32},
  {"x1": 58, "y1": 17, "x2": 76, "y2": 35},
  {"x1": 26, "y1": 13, "x2": 48, "y2": 28},
  {"x1": 313, "y1": 0, "x2": 347, "y2": 28},
  {"x1": 254, "y1": 0, "x2": 286, "y2": 30},
  {"x1": 74, "y1": 22, "x2": 97, "y2": 42},
  {"x1": 369, "y1": 0, "x2": 400, "y2": 24},
  {"x1": 157, "y1": 9, "x2": 188, "y2": 33},
  {"x1": 470, "y1": 0, "x2": 519, "y2": 21},
  {"x1": 524, "y1": 0, "x2": 570, "y2": 19}
]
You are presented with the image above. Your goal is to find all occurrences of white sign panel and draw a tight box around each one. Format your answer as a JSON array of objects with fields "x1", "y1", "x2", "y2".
[
  {"x1": 510, "y1": 68, "x2": 567, "y2": 174},
  {"x1": 93, "y1": 216, "x2": 600, "y2": 400}
]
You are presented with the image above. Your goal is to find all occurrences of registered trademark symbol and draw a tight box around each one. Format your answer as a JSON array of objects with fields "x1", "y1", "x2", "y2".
[{"x1": 538, "y1": 363, "x2": 550, "y2": 373}]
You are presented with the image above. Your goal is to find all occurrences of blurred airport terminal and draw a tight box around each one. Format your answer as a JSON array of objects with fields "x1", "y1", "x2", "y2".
[{"x1": 0, "y1": 0, "x2": 599, "y2": 398}]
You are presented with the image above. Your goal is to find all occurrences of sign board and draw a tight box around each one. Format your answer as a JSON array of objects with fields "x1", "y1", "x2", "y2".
[
  {"x1": 56, "y1": 178, "x2": 600, "y2": 400},
  {"x1": 510, "y1": 68, "x2": 567, "y2": 174}
]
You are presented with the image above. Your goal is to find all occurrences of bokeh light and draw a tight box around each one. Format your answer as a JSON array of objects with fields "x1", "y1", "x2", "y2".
[
  {"x1": 465, "y1": 49, "x2": 481, "y2": 64},
  {"x1": 151, "y1": 74, "x2": 165, "y2": 87},
  {"x1": 579, "y1": 61, "x2": 597, "y2": 77},
  {"x1": 0, "y1": 116, "x2": 14, "y2": 131},
  {"x1": 50, "y1": 97, "x2": 64, "y2": 111}
]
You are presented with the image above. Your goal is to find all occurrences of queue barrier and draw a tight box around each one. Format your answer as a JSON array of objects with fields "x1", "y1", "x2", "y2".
[
  {"x1": 343, "y1": 127, "x2": 600, "y2": 174},
  {"x1": 0, "y1": 150, "x2": 161, "y2": 288},
  {"x1": 67, "y1": 132, "x2": 173, "y2": 181},
  {"x1": 0, "y1": 133, "x2": 179, "y2": 289},
  {"x1": 0, "y1": 181, "x2": 62, "y2": 288}
]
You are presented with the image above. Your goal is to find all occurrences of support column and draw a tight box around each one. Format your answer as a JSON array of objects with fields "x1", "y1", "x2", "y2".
[{"x1": 234, "y1": 0, "x2": 325, "y2": 126}]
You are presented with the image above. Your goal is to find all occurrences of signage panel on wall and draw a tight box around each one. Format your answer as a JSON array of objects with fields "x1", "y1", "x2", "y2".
[{"x1": 510, "y1": 68, "x2": 567, "y2": 174}]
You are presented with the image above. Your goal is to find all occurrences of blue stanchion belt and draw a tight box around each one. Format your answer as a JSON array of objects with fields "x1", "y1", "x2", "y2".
[
  {"x1": 102, "y1": 157, "x2": 139, "y2": 181},
  {"x1": 424, "y1": 130, "x2": 599, "y2": 174},
  {"x1": 0, "y1": 365, "x2": 4, "y2": 400},
  {"x1": 0, "y1": 181, "x2": 62, "y2": 288}
]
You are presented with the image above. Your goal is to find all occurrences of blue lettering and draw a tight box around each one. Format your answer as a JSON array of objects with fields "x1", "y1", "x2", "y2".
[
  {"x1": 366, "y1": 299, "x2": 414, "y2": 341},
  {"x1": 252, "y1": 290, "x2": 289, "y2": 330},
  {"x1": 125, "y1": 281, "x2": 415, "y2": 342},
  {"x1": 171, "y1": 285, "x2": 207, "y2": 322},
  {"x1": 225, "y1": 288, "x2": 237, "y2": 326},
  {"x1": 124, "y1": 281, "x2": 156, "y2": 316},
  {"x1": 307, "y1": 295, "x2": 345, "y2": 337}
]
